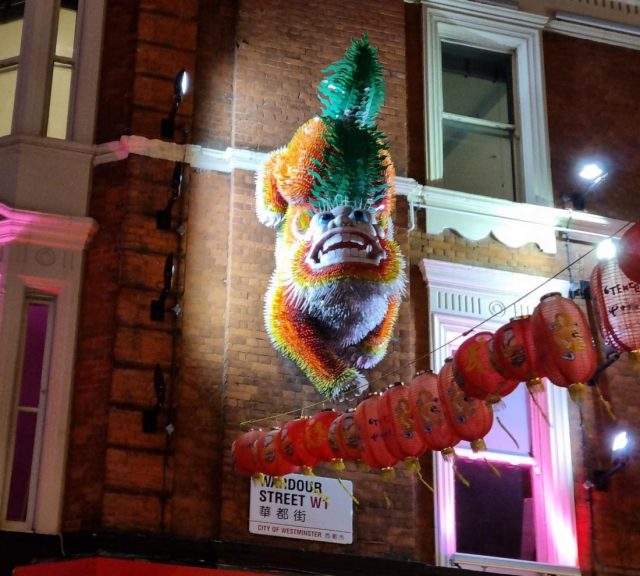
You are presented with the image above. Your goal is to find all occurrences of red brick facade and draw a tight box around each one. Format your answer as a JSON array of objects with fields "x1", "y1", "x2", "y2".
[{"x1": 60, "y1": 1, "x2": 640, "y2": 574}]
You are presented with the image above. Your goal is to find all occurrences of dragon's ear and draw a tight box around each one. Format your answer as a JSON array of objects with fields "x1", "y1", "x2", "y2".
[
  {"x1": 256, "y1": 149, "x2": 288, "y2": 228},
  {"x1": 256, "y1": 118, "x2": 327, "y2": 228}
]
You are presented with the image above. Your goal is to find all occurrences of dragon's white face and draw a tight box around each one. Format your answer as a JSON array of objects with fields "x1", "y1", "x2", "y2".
[{"x1": 305, "y1": 205, "x2": 386, "y2": 271}]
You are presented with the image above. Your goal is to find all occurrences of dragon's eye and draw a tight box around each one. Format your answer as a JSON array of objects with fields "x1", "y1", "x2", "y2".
[
  {"x1": 319, "y1": 212, "x2": 333, "y2": 223},
  {"x1": 351, "y1": 210, "x2": 368, "y2": 222}
]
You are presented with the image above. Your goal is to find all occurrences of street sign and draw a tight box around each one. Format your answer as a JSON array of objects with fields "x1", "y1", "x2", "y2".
[{"x1": 249, "y1": 473, "x2": 353, "y2": 544}]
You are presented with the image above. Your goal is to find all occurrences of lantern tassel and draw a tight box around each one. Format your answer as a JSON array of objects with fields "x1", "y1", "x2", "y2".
[
  {"x1": 453, "y1": 465, "x2": 471, "y2": 488},
  {"x1": 330, "y1": 459, "x2": 346, "y2": 472},
  {"x1": 496, "y1": 416, "x2": 520, "y2": 450},
  {"x1": 595, "y1": 384, "x2": 616, "y2": 421},
  {"x1": 252, "y1": 473, "x2": 266, "y2": 486},
  {"x1": 526, "y1": 378, "x2": 544, "y2": 395},
  {"x1": 440, "y1": 447, "x2": 456, "y2": 462},
  {"x1": 301, "y1": 465, "x2": 315, "y2": 476},
  {"x1": 356, "y1": 460, "x2": 371, "y2": 472},
  {"x1": 484, "y1": 458, "x2": 501, "y2": 478},
  {"x1": 416, "y1": 469, "x2": 434, "y2": 493},
  {"x1": 384, "y1": 491, "x2": 393, "y2": 509},
  {"x1": 629, "y1": 350, "x2": 640, "y2": 371},
  {"x1": 568, "y1": 382, "x2": 587, "y2": 403},
  {"x1": 470, "y1": 438, "x2": 487, "y2": 453},
  {"x1": 527, "y1": 386, "x2": 551, "y2": 427},
  {"x1": 312, "y1": 486, "x2": 330, "y2": 507},
  {"x1": 337, "y1": 477, "x2": 359, "y2": 505},
  {"x1": 274, "y1": 476, "x2": 286, "y2": 489},
  {"x1": 380, "y1": 467, "x2": 396, "y2": 481},
  {"x1": 404, "y1": 457, "x2": 434, "y2": 492}
]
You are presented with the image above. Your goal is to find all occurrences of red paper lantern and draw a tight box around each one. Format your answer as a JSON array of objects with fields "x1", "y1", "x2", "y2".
[
  {"x1": 453, "y1": 331, "x2": 520, "y2": 404},
  {"x1": 279, "y1": 418, "x2": 318, "y2": 473},
  {"x1": 531, "y1": 292, "x2": 597, "y2": 400},
  {"x1": 354, "y1": 393, "x2": 399, "y2": 471},
  {"x1": 232, "y1": 429, "x2": 263, "y2": 475},
  {"x1": 304, "y1": 409, "x2": 341, "y2": 463},
  {"x1": 491, "y1": 316, "x2": 545, "y2": 392},
  {"x1": 618, "y1": 221, "x2": 640, "y2": 283},
  {"x1": 590, "y1": 259, "x2": 640, "y2": 359},
  {"x1": 379, "y1": 382, "x2": 427, "y2": 461},
  {"x1": 408, "y1": 370, "x2": 460, "y2": 458},
  {"x1": 253, "y1": 428, "x2": 299, "y2": 478},
  {"x1": 327, "y1": 409, "x2": 361, "y2": 467},
  {"x1": 438, "y1": 358, "x2": 493, "y2": 452}
]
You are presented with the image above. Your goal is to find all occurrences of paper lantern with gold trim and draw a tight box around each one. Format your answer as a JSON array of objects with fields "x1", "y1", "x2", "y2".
[
  {"x1": 379, "y1": 382, "x2": 427, "y2": 462},
  {"x1": 491, "y1": 316, "x2": 545, "y2": 392},
  {"x1": 590, "y1": 259, "x2": 640, "y2": 361},
  {"x1": 531, "y1": 292, "x2": 597, "y2": 400},
  {"x1": 232, "y1": 429, "x2": 263, "y2": 475},
  {"x1": 253, "y1": 428, "x2": 299, "y2": 478},
  {"x1": 438, "y1": 358, "x2": 493, "y2": 453},
  {"x1": 408, "y1": 370, "x2": 460, "y2": 459},
  {"x1": 618, "y1": 221, "x2": 640, "y2": 283},
  {"x1": 327, "y1": 410, "x2": 361, "y2": 468},
  {"x1": 453, "y1": 331, "x2": 520, "y2": 405},
  {"x1": 355, "y1": 393, "x2": 399, "y2": 472},
  {"x1": 304, "y1": 409, "x2": 341, "y2": 464},
  {"x1": 279, "y1": 418, "x2": 318, "y2": 474}
]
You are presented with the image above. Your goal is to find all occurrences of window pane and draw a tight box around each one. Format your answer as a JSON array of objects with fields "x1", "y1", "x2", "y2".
[
  {"x1": 459, "y1": 383, "x2": 531, "y2": 456},
  {"x1": 0, "y1": 65, "x2": 18, "y2": 136},
  {"x1": 0, "y1": 10, "x2": 24, "y2": 59},
  {"x1": 47, "y1": 62, "x2": 72, "y2": 139},
  {"x1": 18, "y1": 304, "x2": 49, "y2": 407},
  {"x1": 55, "y1": 7, "x2": 77, "y2": 59},
  {"x1": 455, "y1": 458, "x2": 536, "y2": 560},
  {"x1": 442, "y1": 43, "x2": 513, "y2": 124},
  {"x1": 443, "y1": 121, "x2": 515, "y2": 200},
  {"x1": 6, "y1": 411, "x2": 38, "y2": 522}
]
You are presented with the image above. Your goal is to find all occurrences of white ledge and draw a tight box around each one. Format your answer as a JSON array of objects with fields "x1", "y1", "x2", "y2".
[
  {"x1": 0, "y1": 201, "x2": 97, "y2": 250},
  {"x1": 91, "y1": 137, "x2": 629, "y2": 255},
  {"x1": 94, "y1": 135, "x2": 269, "y2": 172},
  {"x1": 398, "y1": 177, "x2": 629, "y2": 254},
  {"x1": 451, "y1": 553, "x2": 581, "y2": 576}
]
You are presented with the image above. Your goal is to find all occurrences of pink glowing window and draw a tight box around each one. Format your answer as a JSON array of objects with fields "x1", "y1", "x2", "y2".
[{"x1": 5, "y1": 300, "x2": 54, "y2": 524}]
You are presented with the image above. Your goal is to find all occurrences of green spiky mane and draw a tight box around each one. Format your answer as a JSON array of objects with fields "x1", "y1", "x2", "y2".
[{"x1": 310, "y1": 35, "x2": 389, "y2": 211}]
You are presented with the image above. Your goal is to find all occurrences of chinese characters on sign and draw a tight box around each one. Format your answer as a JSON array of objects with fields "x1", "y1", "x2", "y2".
[{"x1": 249, "y1": 474, "x2": 353, "y2": 544}]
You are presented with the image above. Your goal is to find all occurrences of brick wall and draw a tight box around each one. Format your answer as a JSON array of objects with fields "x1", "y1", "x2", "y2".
[
  {"x1": 66, "y1": 0, "x2": 199, "y2": 532},
  {"x1": 544, "y1": 32, "x2": 640, "y2": 220}
]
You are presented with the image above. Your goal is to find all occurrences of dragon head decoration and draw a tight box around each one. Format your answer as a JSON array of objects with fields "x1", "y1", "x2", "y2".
[{"x1": 256, "y1": 36, "x2": 407, "y2": 398}]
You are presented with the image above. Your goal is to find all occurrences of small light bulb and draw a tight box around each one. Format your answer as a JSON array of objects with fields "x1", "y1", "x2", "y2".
[
  {"x1": 612, "y1": 431, "x2": 628, "y2": 454},
  {"x1": 579, "y1": 163, "x2": 605, "y2": 182},
  {"x1": 180, "y1": 71, "x2": 189, "y2": 97},
  {"x1": 596, "y1": 238, "x2": 617, "y2": 260}
]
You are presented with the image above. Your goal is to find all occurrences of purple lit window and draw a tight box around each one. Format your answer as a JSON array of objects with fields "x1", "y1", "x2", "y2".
[
  {"x1": 455, "y1": 457, "x2": 536, "y2": 560},
  {"x1": 6, "y1": 302, "x2": 51, "y2": 523}
]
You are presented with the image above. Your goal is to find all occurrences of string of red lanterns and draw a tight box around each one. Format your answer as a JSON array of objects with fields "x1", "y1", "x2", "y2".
[{"x1": 234, "y1": 220, "x2": 640, "y2": 482}]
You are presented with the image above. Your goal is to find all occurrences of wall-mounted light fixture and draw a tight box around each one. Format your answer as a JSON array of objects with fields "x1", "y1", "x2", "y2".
[
  {"x1": 589, "y1": 430, "x2": 631, "y2": 490},
  {"x1": 142, "y1": 364, "x2": 166, "y2": 433},
  {"x1": 150, "y1": 254, "x2": 178, "y2": 322},
  {"x1": 562, "y1": 162, "x2": 609, "y2": 210},
  {"x1": 161, "y1": 69, "x2": 190, "y2": 139},
  {"x1": 156, "y1": 162, "x2": 185, "y2": 231},
  {"x1": 596, "y1": 238, "x2": 617, "y2": 260}
]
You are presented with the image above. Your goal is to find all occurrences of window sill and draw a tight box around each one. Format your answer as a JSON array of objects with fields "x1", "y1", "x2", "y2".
[
  {"x1": 397, "y1": 178, "x2": 628, "y2": 254},
  {"x1": 450, "y1": 553, "x2": 581, "y2": 576}
]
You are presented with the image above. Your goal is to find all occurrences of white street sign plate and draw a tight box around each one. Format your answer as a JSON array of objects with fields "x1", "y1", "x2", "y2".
[{"x1": 249, "y1": 474, "x2": 353, "y2": 544}]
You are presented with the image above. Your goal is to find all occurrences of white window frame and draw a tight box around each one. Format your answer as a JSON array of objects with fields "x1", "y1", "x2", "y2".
[
  {"x1": 10, "y1": 0, "x2": 105, "y2": 142},
  {"x1": 1, "y1": 294, "x2": 56, "y2": 530},
  {"x1": 420, "y1": 259, "x2": 580, "y2": 576},
  {"x1": 423, "y1": 0, "x2": 553, "y2": 207},
  {"x1": 0, "y1": 202, "x2": 96, "y2": 533}
]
